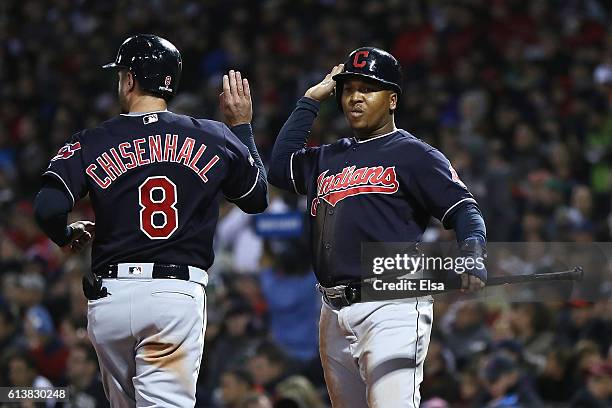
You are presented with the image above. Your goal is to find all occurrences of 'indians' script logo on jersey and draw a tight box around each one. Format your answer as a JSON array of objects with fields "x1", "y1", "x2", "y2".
[
  {"x1": 311, "y1": 165, "x2": 399, "y2": 216},
  {"x1": 51, "y1": 142, "x2": 81, "y2": 161}
]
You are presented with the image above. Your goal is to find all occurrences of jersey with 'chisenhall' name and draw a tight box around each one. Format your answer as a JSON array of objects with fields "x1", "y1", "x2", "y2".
[
  {"x1": 43, "y1": 111, "x2": 259, "y2": 272},
  {"x1": 290, "y1": 129, "x2": 475, "y2": 286}
]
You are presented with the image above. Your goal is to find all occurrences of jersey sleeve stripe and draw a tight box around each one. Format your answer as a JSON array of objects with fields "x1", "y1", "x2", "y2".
[
  {"x1": 289, "y1": 152, "x2": 301, "y2": 195},
  {"x1": 441, "y1": 197, "x2": 476, "y2": 225},
  {"x1": 225, "y1": 167, "x2": 260, "y2": 201},
  {"x1": 43, "y1": 170, "x2": 75, "y2": 208}
]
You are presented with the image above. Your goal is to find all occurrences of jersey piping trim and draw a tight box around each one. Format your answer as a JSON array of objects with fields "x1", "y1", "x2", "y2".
[
  {"x1": 43, "y1": 170, "x2": 75, "y2": 207},
  {"x1": 441, "y1": 197, "x2": 477, "y2": 225},
  {"x1": 120, "y1": 110, "x2": 169, "y2": 117},
  {"x1": 225, "y1": 167, "x2": 260, "y2": 201},
  {"x1": 289, "y1": 152, "x2": 301, "y2": 195},
  {"x1": 354, "y1": 129, "x2": 398, "y2": 144},
  {"x1": 413, "y1": 298, "x2": 420, "y2": 407}
]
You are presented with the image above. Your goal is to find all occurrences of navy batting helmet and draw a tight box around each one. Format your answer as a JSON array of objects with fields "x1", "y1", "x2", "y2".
[
  {"x1": 332, "y1": 47, "x2": 402, "y2": 110},
  {"x1": 103, "y1": 34, "x2": 182, "y2": 100}
]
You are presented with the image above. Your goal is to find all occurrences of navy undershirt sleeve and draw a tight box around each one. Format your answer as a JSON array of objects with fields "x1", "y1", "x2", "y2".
[
  {"x1": 34, "y1": 179, "x2": 73, "y2": 246},
  {"x1": 268, "y1": 97, "x2": 320, "y2": 191},
  {"x1": 228, "y1": 123, "x2": 268, "y2": 213},
  {"x1": 446, "y1": 202, "x2": 487, "y2": 244},
  {"x1": 445, "y1": 201, "x2": 488, "y2": 282}
]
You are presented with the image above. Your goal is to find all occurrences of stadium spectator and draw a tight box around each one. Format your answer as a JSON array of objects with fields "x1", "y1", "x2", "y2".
[
  {"x1": 2, "y1": 1, "x2": 612, "y2": 405},
  {"x1": 3, "y1": 351, "x2": 56, "y2": 407},
  {"x1": 474, "y1": 353, "x2": 543, "y2": 408},
  {"x1": 421, "y1": 336, "x2": 460, "y2": 402},
  {"x1": 274, "y1": 375, "x2": 325, "y2": 408},
  {"x1": 570, "y1": 360, "x2": 612, "y2": 407},
  {"x1": 0, "y1": 302, "x2": 23, "y2": 351},
  {"x1": 63, "y1": 341, "x2": 108, "y2": 407},
  {"x1": 247, "y1": 341, "x2": 292, "y2": 397},
  {"x1": 442, "y1": 301, "x2": 491, "y2": 369},
  {"x1": 239, "y1": 392, "x2": 273, "y2": 408},
  {"x1": 220, "y1": 368, "x2": 255, "y2": 408},
  {"x1": 24, "y1": 305, "x2": 68, "y2": 384},
  {"x1": 536, "y1": 347, "x2": 575, "y2": 403},
  {"x1": 259, "y1": 238, "x2": 320, "y2": 363}
]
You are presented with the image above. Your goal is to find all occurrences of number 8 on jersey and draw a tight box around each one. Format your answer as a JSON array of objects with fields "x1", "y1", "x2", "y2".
[{"x1": 138, "y1": 176, "x2": 178, "y2": 239}]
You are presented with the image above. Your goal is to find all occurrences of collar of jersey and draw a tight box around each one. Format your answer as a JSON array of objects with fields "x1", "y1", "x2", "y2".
[
  {"x1": 354, "y1": 128, "x2": 398, "y2": 143},
  {"x1": 120, "y1": 110, "x2": 169, "y2": 117}
]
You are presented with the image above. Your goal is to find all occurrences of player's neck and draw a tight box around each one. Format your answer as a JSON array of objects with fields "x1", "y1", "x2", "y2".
[
  {"x1": 128, "y1": 95, "x2": 167, "y2": 114},
  {"x1": 353, "y1": 118, "x2": 396, "y2": 140}
]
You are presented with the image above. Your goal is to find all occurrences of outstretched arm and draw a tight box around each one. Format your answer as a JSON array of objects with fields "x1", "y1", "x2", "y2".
[{"x1": 220, "y1": 70, "x2": 268, "y2": 213}]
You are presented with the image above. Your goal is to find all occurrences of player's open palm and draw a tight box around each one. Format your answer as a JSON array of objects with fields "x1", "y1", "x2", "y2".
[
  {"x1": 63, "y1": 220, "x2": 95, "y2": 254},
  {"x1": 305, "y1": 64, "x2": 344, "y2": 102},
  {"x1": 220, "y1": 70, "x2": 252, "y2": 127}
]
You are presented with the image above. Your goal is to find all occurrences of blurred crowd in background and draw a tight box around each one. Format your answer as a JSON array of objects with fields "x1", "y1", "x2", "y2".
[{"x1": 1, "y1": 0, "x2": 612, "y2": 407}]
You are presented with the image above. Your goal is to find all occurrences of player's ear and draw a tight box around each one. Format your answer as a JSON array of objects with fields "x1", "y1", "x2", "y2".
[
  {"x1": 122, "y1": 70, "x2": 135, "y2": 93},
  {"x1": 389, "y1": 92, "x2": 398, "y2": 112}
]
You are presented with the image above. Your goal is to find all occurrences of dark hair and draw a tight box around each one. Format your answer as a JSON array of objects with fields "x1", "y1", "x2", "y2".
[
  {"x1": 512, "y1": 302, "x2": 551, "y2": 332},
  {"x1": 224, "y1": 367, "x2": 254, "y2": 387},
  {"x1": 72, "y1": 341, "x2": 99, "y2": 366},
  {"x1": 0, "y1": 304, "x2": 16, "y2": 326},
  {"x1": 2, "y1": 349, "x2": 37, "y2": 372},
  {"x1": 254, "y1": 341, "x2": 288, "y2": 368}
]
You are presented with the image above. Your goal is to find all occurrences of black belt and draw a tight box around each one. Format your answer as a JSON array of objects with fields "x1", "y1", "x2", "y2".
[
  {"x1": 320, "y1": 279, "x2": 434, "y2": 309},
  {"x1": 94, "y1": 263, "x2": 190, "y2": 280},
  {"x1": 319, "y1": 282, "x2": 363, "y2": 309}
]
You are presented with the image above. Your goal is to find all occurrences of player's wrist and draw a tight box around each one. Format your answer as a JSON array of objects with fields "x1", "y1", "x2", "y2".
[
  {"x1": 299, "y1": 96, "x2": 322, "y2": 110},
  {"x1": 303, "y1": 92, "x2": 321, "y2": 102},
  {"x1": 58, "y1": 226, "x2": 73, "y2": 247},
  {"x1": 304, "y1": 90, "x2": 330, "y2": 103},
  {"x1": 230, "y1": 122, "x2": 251, "y2": 130},
  {"x1": 226, "y1": 120, "x2": 251, "y2": 127},
  {"x1": 459, "y1": 238, "x2": 487, "y2": 282}
]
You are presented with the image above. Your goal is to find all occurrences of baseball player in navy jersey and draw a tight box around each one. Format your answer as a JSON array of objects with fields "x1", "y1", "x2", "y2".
[
  {"x1": 34, "y1": 34, "x2": 268, "y2": 407},
  {"x1": 268, "y1": 48, "x2": 487, "y2": 407}
]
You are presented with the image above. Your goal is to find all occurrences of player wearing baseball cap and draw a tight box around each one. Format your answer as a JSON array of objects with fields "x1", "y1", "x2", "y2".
[
  {"x1": 268, "y1": 47, "x2": 487, "y2": 407},
  {"x1": 34, "y1": 34, "x2": 268, "y2": 407}
]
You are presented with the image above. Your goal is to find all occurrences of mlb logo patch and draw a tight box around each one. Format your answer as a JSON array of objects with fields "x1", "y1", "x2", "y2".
[
  {"x1": 129, "y1": 266, "x2": 143, "y2": 275},
  {"x1": 143, "y1": 114, "x2": 158, "y2": 125}
]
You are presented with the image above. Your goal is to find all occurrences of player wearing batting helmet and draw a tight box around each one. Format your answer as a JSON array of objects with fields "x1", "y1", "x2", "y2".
[
  {"x1": 34, "y1": 34, "x2": 268, "y2": 407},
  {"x1": 268, "y1": 47, "x2": 487, "y2": 407}
]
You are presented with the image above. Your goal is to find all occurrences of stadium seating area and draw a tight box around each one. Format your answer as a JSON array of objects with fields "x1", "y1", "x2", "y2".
[{"x1": 1, "y1": 1, "x2": 611, "y2": 406}]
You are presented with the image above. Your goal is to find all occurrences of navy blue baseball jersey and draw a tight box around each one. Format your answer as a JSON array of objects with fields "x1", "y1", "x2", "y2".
[
  {"x1": 43, "y1": 110, "x2": 262, "y2": 272},
  {"x1": 270, "y1": 98, "x2": 476, "y2": 286}
]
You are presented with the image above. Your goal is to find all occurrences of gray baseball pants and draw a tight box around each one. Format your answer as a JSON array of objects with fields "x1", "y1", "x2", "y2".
[
  {"x1": 87, "y1": 265, "x2": 207, "y2": 408},
  {"x1": 319, "y1": 296, "x2": 433, "y2": 408}
]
